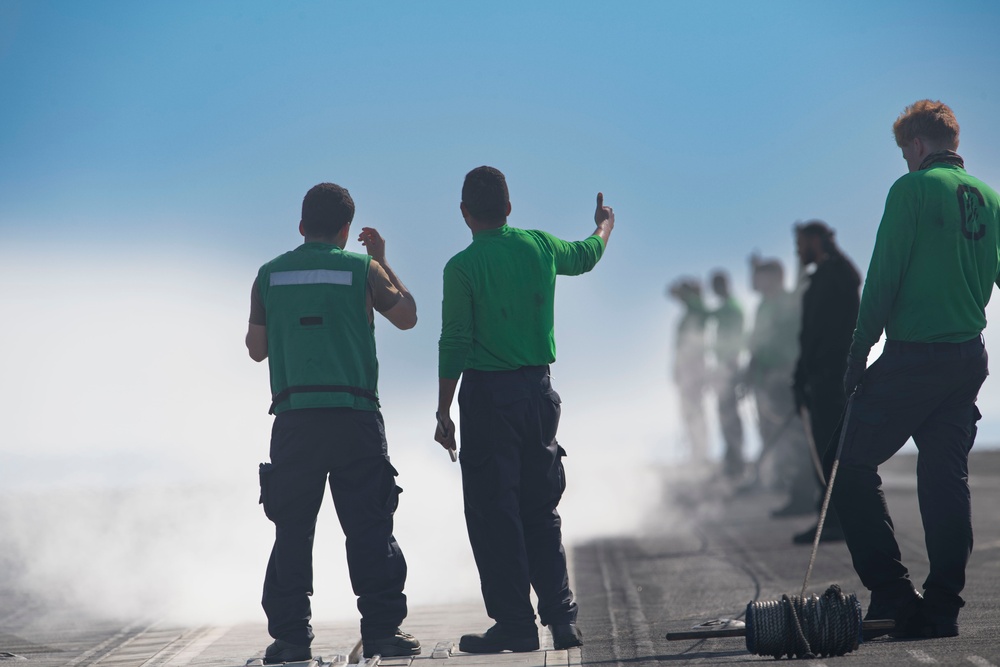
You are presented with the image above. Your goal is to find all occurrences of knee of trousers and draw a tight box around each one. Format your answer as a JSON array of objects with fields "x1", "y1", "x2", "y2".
[{"x1": 830, "y1": 463, "x2": 880, "y2": 503}]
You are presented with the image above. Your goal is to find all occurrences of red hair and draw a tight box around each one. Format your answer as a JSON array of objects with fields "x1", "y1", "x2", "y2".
[{"x1": 893, "y1": 100, "x2": 960, "y2": 150}]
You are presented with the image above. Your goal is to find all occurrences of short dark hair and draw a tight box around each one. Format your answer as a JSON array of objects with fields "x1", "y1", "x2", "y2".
[
  {"x1": 893, "y1": 100, "x2": 960, "y2": 150},
  {"x1": 710, "y1": 269, "x2": 730, "y2": 287},
  {"x1": 796, "y1": 219, "x2": 838, "y2": 254},
  {"x1": 462, "y1": 166, "x2": 509, "y2": 225},
  {"x1": 301, "y1": 183, "x2": 355, "y2": 237}
]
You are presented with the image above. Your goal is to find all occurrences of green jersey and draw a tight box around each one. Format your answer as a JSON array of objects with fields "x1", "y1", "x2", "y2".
[
  {"x1": 438, "y1": 225, "x2": 605, "y2": 379},
  {"x1": 851, "y1": 159, "x2": 1000, "y2": 361},
  {"x1": 748, "y1": 291, "x2": 799, "y2": 379},
  {"x1": 712, "y1": 296, "x2": 744, "y2": 366}
]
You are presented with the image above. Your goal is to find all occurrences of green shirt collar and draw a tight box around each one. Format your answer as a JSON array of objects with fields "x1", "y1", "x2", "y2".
[{"x1": 472, "y1": 224, "x2": 510, "y2": 239}]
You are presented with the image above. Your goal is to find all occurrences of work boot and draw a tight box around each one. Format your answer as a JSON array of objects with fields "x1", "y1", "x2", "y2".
[
  {"x1": 362, "y1": 629, "x2": 421, "y2": 658},
  {"x1": 550, "y1": 623, "x2": 583, "y2": 649},
  {"x1": 459, "y1": 624, "x2": 539, "y2": 653},
  {"x1": 912, "y1": 589, "x2": 962, "y2": 638},
  {"x1": 863, "y1": 584, "x2": 923, "y2": 639},
  {"x1": 792, "y1": 521, "x2": 845, "y2": 545},
  {"x1": 263, "y1": 639, "x2": 311, "y2": 664}
]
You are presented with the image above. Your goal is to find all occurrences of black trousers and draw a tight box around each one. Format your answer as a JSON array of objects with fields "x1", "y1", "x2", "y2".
[
  {"x1": 755, "y1": 370, "x2": 815, "y2": 504},
  {"x1": 807, "y1": 373, "x2": 847, "y2": 531},
  {"x1": 259, "y1": 408, "x2": 407, "y2": 645},
  {"x1": 458, "y1": 366, "x2": 577, "y2": 634},
  {"x1": 715, "y1": 364, "x2": 745, "y2": 476},
  {"x1": 830, "y1": 338, "x2": 987, "y2": 607}
]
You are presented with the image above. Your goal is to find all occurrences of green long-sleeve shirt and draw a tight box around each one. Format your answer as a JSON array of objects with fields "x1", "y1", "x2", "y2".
[
  {"x1": 711, "y1": 296, "x2": 744, "y2": 366},
  {"x1": 851, "y1": 160, "x2": 1000, "y2": 361},
  {"x1": 438, "y1": 224, "x2": 605, "y2": 379},
  {"x1": 748, "y1": 291, "x2": 799, "y2": 379}
]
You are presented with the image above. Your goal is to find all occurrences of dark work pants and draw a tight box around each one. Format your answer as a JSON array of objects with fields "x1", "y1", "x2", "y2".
[
  {"x1": 458, "y1": 366, "x2": 577, "y2": 635},
  {"x1": 830, "y1": 338, "x2": 987, "y2": 608},
  {"x1": 260, "y1": 408, "x2": 407, "y2": 645},
  {"x1": 807, "y1": 374, "x2": 847, "y2": 531},
  {"x1": 676, "y1": 374, "x2": 709, "y2": 463},
  {"x1": 716, "y1": 364, "x2": 745, "y2": 477},
  {"x1": 755, "y1": 371, "x2": 815, "y2": 504}
]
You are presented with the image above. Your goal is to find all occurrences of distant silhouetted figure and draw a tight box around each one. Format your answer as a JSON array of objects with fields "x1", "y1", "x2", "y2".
[
  {"x1": 746, "y1": 257, "x2": 815, "y2": 515},
  {"x1": 668, "y1": 278, "x2": 709, "y2": 465},
  {"x1": 709, "y1": 270, "x2": 745, "y2": 479},
  {"x1": 791, "y1": 220, "x2": 860, "y2": 545}
]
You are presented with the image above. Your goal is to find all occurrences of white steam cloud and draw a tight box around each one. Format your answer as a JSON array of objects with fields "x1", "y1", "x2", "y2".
[
  {"x1": 5, "y1": 243, "x2": 996, "y2": 631},
  {"x1": 0, "y1": 245, "x2": 677, "y2": 629}
]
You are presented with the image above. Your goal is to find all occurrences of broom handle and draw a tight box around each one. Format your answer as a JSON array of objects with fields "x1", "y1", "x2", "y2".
[
  {"x1": 801, "y1": 391, "x2": 856, "y2": 598},
  {"x1": 665, "y1": 619, "x2": 893, "y2": 641}
]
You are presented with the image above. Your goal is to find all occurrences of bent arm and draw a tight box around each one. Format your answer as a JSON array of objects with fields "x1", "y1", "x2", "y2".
[
  {"x1": 360, "y1": 227, "x2": 417, "y2": 330},
  {"x1": 377, "y1": 258, "x2": 417, "y2": 330}
]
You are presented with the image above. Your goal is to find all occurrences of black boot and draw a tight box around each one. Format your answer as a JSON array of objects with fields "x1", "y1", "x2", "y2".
[
  {"x1": 550, "y1": 623, "x2": 583, "y2": 649},
  {"x1": 863, "y1": 583, "x2": 923, "y2": 639},
  {"x1": 363, "y1": 628, "x2": 421, "y2": 658},
  {"x1": 459, "y1": 624, "x2": 539, "y2": 653},
  {"x1": 912, "y1": 589, "x2": 962, "y2": 638},
  {"x1": 263, "y1": 639, "x2": 311, "y2": 665}
]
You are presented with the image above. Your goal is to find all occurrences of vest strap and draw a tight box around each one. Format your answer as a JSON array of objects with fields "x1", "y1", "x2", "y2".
[{"x1": 269, "y1": 384, "x2": 379, "y2": 414}]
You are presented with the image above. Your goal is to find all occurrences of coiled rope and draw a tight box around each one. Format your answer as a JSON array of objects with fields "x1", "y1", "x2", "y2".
[
  {"x1": 745, "y1": 584, "x2": 862, "y2": 659},
  {"x1": 666, "y1": 392, "x2": 878, "y2": 658}
]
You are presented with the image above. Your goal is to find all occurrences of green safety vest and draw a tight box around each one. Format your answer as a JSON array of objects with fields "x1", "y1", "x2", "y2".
[{"x1": 257, "y1": 242, "x2": 379, "y2": 414}]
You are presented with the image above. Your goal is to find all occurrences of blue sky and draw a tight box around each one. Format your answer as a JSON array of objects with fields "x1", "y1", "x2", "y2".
[
  {"x1": 3, "y1": 0, "x2": 1000, "y2": 460},
  {"x1": 3, "y1": 0, "x2": 1000, "y2": 625}
]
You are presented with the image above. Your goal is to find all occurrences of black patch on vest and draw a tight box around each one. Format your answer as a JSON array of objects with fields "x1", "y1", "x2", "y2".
[{"x1": 300, "y1": 316, "x2": 323, "y2": 326}]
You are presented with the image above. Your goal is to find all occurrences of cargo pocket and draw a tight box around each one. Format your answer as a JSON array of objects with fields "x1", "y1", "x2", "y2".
[
  {"x1": 541, "y1": 384, "x2": 562, "y2": 445},
  {"x1": 381, "y1": 461, "x2": 403, "y2": 517},
  {"x1": 259, "y1": 462, "x2": 276, "y2": 522},
  {"x1": 459, "y1": 446, "x2": 500, "y2": 510},
  {"x1": 968, "y1": 406, "x2": 983, "y2": 454},
  {"x1": 546, "y1": 444, "x2": 568, "y2": 503}
]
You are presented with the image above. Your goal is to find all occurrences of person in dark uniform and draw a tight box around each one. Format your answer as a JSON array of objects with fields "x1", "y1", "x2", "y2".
[
  {"x1": 832, "y1": 100, "x2": 1000, "y2": 639},
  {"x1": 434, "y1": 166, "x2": 614, "y2": 654},
  {"x1": 709, "y1": 270, "x2": 745, "y2": 479},
  {"x1": 667, "y1": 278, "x2": 710, "y2": 466},
  {"x1": 246, "y1": 183, "x2": 421, "y2": 664},
  {"x1": 791, "y1": 220, "x2": 860, "y2": 544}
]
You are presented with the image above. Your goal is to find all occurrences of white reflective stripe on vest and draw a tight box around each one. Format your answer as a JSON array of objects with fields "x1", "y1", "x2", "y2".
[{"x1": 269, "y1": 269, "x2": 353, "y2": 287}]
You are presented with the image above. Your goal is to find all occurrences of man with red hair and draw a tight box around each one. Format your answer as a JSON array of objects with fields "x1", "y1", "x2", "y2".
[{"x1": 832, "y1": 101, "x2": 1000, "y2": 639}]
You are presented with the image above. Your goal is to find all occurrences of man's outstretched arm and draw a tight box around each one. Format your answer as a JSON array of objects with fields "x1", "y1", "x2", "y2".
[{"x1": 552, "y1": 192, "x2": 616, "y2": 276}]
